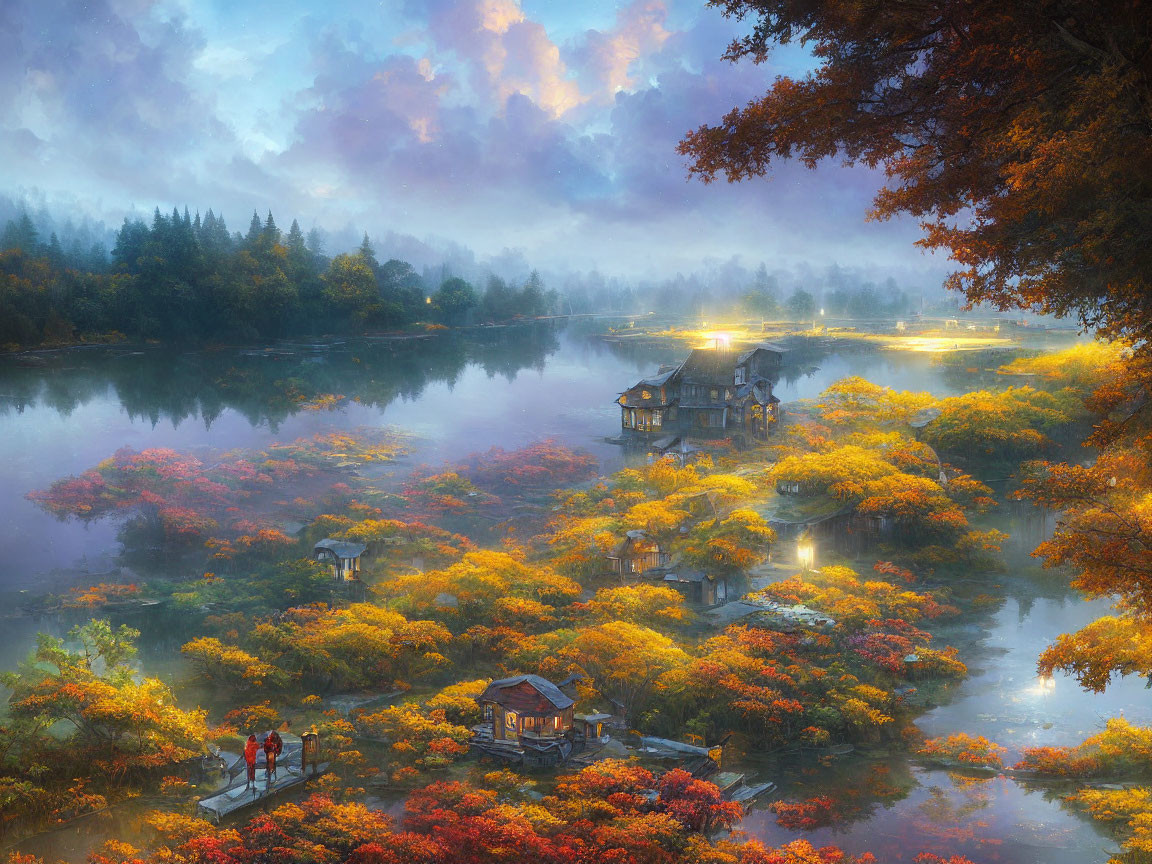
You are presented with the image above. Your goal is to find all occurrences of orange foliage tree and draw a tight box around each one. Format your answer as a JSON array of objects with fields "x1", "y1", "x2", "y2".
[{"x1": 678, "y1": 0, "x2": 1152, "y2": 346}]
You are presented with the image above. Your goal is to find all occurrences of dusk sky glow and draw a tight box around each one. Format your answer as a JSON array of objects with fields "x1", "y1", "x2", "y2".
[{"x1": 0, "y1": 0, "x2": 947, "y2": 279}]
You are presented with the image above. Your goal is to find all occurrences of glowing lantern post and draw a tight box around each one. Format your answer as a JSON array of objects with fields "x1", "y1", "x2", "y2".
[
  {"x1": 796, "y1": 537, "x2": 815, "y2": 572},
  {"x1": 302, "y1": 728, "x2": 320, "y2": 775}
]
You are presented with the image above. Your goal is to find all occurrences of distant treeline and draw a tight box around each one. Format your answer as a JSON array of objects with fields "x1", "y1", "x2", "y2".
[{"x1": 0, "y1": 207, "x2": 558, "y2": 348}]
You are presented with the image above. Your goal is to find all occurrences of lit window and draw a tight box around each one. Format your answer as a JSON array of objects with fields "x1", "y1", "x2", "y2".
[{"x1": 641, "y1": 390, "x2": 651, "y2": 400}]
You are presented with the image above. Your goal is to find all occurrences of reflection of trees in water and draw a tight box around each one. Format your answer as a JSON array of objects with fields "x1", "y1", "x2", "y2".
[
  {"x1": 0, "y1": 323, "x2": 564, "y2": 428},
  {"x1": 915, "y1": 775, "x2": 996, "y2": 844},
  {"x1": 747, "y1": 754, "x2": 917, "y2": 832}
]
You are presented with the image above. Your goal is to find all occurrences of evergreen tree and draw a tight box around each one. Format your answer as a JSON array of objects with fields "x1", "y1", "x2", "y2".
[
  {"x1": 0, "y1": 212, "x2": 39, "y2": 253},
  {"x1": 46, "y1": 232, "x2": 64, "y2": 266},
  {"x1": 262, "y1": 211, "x2": 280, "y2": 248},
  {"x1": 481, "y1": 275, "x2": 516, "y2": 321},
  {"x1": 112, "y1": 218, "x2": 149, "y2": 272},
  {"x1": 305, "y1": 227, "x2": 326, "y2": 260},
  {"x1": 520, "y1": 270, "x2": 546, "y2": 317},
  {"x1": 245, "y1": 211, "x2": 262, "y2": 248},
  {"x1": 358, "y1": 232, "x2": 379, "y2": 275},
  {"x1": 286, "y1": 219, "x2": 306, "y2": 255}
]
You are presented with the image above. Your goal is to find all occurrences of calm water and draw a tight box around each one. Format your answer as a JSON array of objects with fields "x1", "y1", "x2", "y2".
[{"x1": 0, "y1": 325, "x2": 1130, "y2": 862}]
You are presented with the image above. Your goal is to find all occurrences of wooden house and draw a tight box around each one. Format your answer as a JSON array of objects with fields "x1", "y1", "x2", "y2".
[
  {"x1": 607, "y1": 530, "x2": 670, "y2": 577},
  {"x1": 661, "y1": 568, "x2": 727, "y2": 607},
  {"x1": 474, "y1": 675, "x2": 576, "y2": 766},
  {"x1": 618, "y1": 344, "x2": 784, "y2": 442},
  {"x1": 314, "y1": 539, "x2": 367, "y2": 582},
  {"x1": 573, "y1": 713, "x2": 612, "y2": 745}
]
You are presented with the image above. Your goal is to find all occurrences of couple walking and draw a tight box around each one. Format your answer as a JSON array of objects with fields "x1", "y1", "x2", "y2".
[{"x1": 243, "y1": 730, "x2": 283, "y2": 790}]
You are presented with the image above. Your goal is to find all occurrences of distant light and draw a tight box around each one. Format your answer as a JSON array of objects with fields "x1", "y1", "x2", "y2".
[
  {"x1": 797, "y1": 540, "x2": 814, "y2": 571},
  {"x1": 426, "y1": 296, "x2": 432, "y2": 304},
  {"x1": 819, "y1": 308, "x2": 825, "y2": 316},
  {"x1": 703, "y1": 331, "x2": 732, "y2": 349}
]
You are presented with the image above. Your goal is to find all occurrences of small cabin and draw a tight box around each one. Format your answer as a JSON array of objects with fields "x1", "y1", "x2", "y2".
[
  {"x1": 476, "y1": 675, "x2": 576, "y2": 767},
  {"x1": 662, "y1": 569, "x2": 727, "y2": 606},
  {"x1": 478, "y1": 675, "x2": 575, "y2": 742},
  {"x1": 314, "y1": 539, "x2": 367, "y2": 582},
  {"x1": 607, "y1": 530, "x2": 670, "y2": 577},
  {"x1": 573, "y1": 713, "x2": 612, "y2": 745}
]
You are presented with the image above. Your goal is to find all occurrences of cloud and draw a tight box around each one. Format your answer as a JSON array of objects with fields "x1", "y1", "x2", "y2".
[
  {"x1": 0, "y1": 0, "x2": 947, "y2": 283},
  {"x1": 412, "y1": 0, "x2": 583, "y2": 117},
  {"x1": 566, "y1": 0, "x2": 671, "y2": 100},
  {"x1": 0, "y1": 0, "x2": 229, "y2": 200}
]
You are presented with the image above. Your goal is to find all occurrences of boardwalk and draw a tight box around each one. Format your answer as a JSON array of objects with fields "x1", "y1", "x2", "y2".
[{"x1": 196, "y1": 735, "x2": 327, "y2": 823}]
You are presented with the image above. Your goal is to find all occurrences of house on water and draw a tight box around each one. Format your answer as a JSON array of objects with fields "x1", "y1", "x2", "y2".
[
  {"x1": 472, "y1": 674, "x2": 577, "y2": 767},
  {"x1": 618, "y1": 344, "x2": 784, "y2": 442},
  {"x1": 314, "y1": 539, "x2": 367, "y2": 582}
]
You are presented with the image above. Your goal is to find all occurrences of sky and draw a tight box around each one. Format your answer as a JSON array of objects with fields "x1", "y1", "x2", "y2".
[{"x1": 0, "y1": 0, "x2": 948, "y2": 282}]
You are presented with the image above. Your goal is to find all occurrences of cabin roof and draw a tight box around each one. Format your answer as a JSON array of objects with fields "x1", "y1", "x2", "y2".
[
  {"x1": 639, "y1": 369, "x2": 677, "y2": 387},
  {"x1": 314, "y1": 539, "x2": 367, "y2": 558},
  {"x1": 609, "y1": 530, "x2": 659, "y2": 558},
  {"x1": 738, "y1": 342, "x2": 788, "y2": 363},
  {"x1": 619, "y1": 369, "x2": 677, "y2": 407},
  {"x1": 478, "y1": 674, "x2": 575, "y2": 713},
  {"x1": 678, "y1": 348, "x2": 742, "y2": 385},
  {"x1": 663, "y1": 568, "x2": 712, "y2": 584}
]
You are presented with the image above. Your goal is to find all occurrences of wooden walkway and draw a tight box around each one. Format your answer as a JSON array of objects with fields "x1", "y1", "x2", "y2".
[
  {"x1": 197, "y1": 763, "x2": 328, "y2": 822},
  {"x1": 196, "y1": 735, "x2": 327, "y2": 822}
]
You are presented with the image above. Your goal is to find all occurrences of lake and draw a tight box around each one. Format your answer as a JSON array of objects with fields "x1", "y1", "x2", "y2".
[{"x1": 0, "y1": 322, "x2": 1133, "y2": 862}]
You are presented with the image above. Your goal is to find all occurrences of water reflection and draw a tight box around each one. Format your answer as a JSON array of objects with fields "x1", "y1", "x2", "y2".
[
  {"x1": 739, "y1": 757, "x2": 1113, "y2": 863},
  {"x1": 0, "y1": 328, "x2": 1129, "y2": 863}
]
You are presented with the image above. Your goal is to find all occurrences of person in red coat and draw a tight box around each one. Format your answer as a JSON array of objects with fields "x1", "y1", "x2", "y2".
[
  {"x1": 263, "y1": 730, "x2": 283, "y2": 782},
  {"x1": 243, "y1": 735, "x2": 259, "y2": 791}
]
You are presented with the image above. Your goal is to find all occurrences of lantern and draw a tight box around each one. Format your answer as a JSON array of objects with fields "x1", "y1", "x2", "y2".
[
  {"x1": 302, "y1": 729, "x2": 320, "y2": 774},
  {"x1": 796, "y1": 539, "x2": 814, "y2": 572}
]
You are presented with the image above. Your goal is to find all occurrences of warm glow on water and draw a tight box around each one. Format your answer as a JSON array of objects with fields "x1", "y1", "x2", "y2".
[
  {"x1": 699, "y1": 330, "x2": 734, "y2": 349},
  {"x1": 883, "y1": 335, "x2": 1013, "y2": 352}
]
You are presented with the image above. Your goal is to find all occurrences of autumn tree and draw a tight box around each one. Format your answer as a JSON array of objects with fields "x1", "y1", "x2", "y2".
[
  {"x1": 555, "y1": 621, "x2": 689, "y2": 719},
  {"x1": 682, "y1": 508, "x2": 776, "y2": 574},
  {"x1": 1017, "y1": 355, "x2": 1152, "y2": 691},
  {"x1": 921, "y1": 387, "x2": 1075, "y2": 465},
  {"x1": 353, "y1": 703, "x2": 472, "y2": 780},
  {"x1": 680, "y1": 0, "x2": 1152, "y2": 347},
  {"x1": 3, "y1": 620, "x2": 210, "y2": 779},
  {"x1": 817, "y1": 377, "x2": 937, "y2": 429},
  {"x1": 578, "y1": 584, "x2": 691, "y2": 630},
  {"x1": 385, "y1": 550, "x2": 580, "y2": 630}
]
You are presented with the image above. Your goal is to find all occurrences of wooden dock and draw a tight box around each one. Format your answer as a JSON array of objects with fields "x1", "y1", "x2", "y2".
[
  {"x1": 196, "y1": 763, "x2": 328, "y2": 822},
  {"x1": 196, "y1": 735, "x2": 327, "y2": 823}
]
